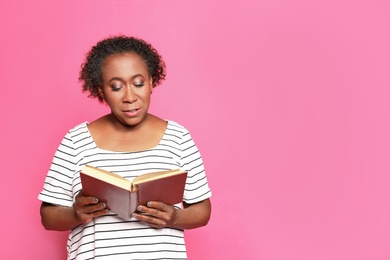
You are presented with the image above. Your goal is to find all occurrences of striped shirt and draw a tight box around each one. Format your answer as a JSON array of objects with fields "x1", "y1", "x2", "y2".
[{"x1": 38, "y1": 121, "x2": 212, "y2": 260}]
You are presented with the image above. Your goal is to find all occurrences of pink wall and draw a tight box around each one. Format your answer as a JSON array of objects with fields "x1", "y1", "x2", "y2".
[{"x1": 1, "y1": 0, "x2": 390, "y2": 259}]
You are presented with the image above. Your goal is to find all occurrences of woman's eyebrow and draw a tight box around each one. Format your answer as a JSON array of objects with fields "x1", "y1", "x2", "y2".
[
  {"x1": 108, "y1": 77, "x2": 124, "y2": 83},
  {"x1": 108, "y1": 74, "x2": 145, "y2": 83}
]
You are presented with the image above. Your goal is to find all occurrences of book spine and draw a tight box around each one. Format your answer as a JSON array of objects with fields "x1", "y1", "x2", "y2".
[{"x1": 128, "y1": 192, "x2": 138, "y2": 217}]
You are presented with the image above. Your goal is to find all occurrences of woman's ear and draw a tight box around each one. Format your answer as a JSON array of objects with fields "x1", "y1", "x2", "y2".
[{"x1": 149, "y1": 78, "x2": 153, "y2": 94}]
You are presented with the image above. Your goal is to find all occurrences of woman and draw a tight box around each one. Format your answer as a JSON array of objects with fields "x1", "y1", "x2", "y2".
[{"x1": 39, "y1": 35, "x2": 212, "y2": 259}]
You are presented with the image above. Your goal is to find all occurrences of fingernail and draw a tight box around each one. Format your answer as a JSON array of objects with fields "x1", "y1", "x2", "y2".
[
  {"x1": 137, "y1": 206, "x2": 142, "y2": 211},
  {"x1": 94, "y1": 197, "x2": 98, "y2": 203},
  {"x1": 147, "y1": 201, "x2": 152, "y2": 207},
  {"x1": 101, "y1": 202, "x2": 105, "y2": 208},
  {"x1": 132, "y1": 213, "x2": 137, "y2": 219}
]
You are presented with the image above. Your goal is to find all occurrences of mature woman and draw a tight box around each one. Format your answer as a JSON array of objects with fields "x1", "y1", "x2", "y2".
[{"x1": 39, "y1": 35, "x2": 212, "y2": 259}]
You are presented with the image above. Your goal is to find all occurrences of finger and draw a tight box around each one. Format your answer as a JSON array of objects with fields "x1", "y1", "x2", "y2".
[
  {"x1": 147, "y1": 201, "x2": 168, "y2": 212},
  {"x1": 92, "y1": 209, "x2": 110, "y2": 218},
  {"x1": 76, "y1": 195, "x2": 99, "y2": 206},
  {"x1": 160, "y1": 203, "x2": 167, "y2": 211},
  {"x1": 132, "y1": 213, "x2": 164, "y2": 229},
  {"x1": 86, "y1": 202, "x2": 106, "y2": 213}
]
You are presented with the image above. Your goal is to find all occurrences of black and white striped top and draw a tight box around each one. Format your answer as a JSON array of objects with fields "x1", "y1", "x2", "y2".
[{"x1": 38, "y1": 120, "x2": 212, "y2": 260}]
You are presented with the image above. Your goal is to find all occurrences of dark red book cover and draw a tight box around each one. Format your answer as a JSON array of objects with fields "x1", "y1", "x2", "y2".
[{"x1": 80, "y1": 169, "x2": 187, "y2": 219}]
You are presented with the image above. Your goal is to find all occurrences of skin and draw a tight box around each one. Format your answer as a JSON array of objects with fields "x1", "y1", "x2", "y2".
[{"x1": 40, "y1": 52, "x2": 211, "y2": 231}]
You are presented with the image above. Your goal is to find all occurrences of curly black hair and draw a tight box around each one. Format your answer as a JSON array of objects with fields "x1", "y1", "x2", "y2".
[{"x1": 79, "y1": 35, "x2": 166, "y2": 102}]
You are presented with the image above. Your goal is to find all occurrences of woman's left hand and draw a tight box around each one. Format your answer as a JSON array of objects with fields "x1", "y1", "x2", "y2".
[{"x1": 132, "y1": 201, "x2": 180, "y2": 229}]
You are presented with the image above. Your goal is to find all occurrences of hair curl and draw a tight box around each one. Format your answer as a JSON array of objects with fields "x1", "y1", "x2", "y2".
[{"x1": 79, "y1": 35, "x2": 166, "y2": 102}]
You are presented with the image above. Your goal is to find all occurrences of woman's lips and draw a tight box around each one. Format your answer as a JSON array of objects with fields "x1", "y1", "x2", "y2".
[{"x1": 123, "y1": 108, "x2": 140, "y2": 117}]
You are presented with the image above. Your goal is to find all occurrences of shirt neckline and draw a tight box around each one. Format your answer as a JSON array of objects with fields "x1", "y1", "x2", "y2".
[{"x1": 84, "y1": 121, "x2": 170, "y2": 153}]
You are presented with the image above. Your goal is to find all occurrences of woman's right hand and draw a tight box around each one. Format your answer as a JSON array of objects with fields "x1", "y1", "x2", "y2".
[
  {"x1": 40, "y1": 193, "x2": 109, "y2": 231},
  {"x1": 73, "y1": 191, "x2": 109, "y2": 224}
]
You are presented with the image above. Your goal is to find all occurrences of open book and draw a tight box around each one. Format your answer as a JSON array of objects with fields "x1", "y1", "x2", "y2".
[{"x1": 80, "y1": 165, "x2": 188, "y2": 219}]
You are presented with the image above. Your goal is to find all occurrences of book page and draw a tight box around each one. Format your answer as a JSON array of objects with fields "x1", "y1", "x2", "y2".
[
  {"x1": 82, "y1": 165, "x2": 131, "y2": 190},
  {"x1": 132, "y1": 169, "x2": 183, "y2": 185}
]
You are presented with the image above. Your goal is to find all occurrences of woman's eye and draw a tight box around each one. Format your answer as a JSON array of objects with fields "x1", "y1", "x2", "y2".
[
  {"x1": 111, "y1": 85, "x2": 122, "y2": 91},
  {"x1": 134, "y1": 82, "x2": 145, "y2": 87}
]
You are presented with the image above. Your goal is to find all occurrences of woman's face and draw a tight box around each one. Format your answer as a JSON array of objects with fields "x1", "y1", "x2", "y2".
[{"x1": 100, "y1": 52, "x2": 153, "y2": 127}]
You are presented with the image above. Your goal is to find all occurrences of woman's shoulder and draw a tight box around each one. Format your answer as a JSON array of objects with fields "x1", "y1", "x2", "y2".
[
  {"x1": 60, "y1": 122, "x2": 91, "y2": 145},
  {"x1": 165, "y1": 120, "x2": 191, "y2": 136},
  {"x1": 87, "y1": 115, "x2": 108, "y2": 129},
  {"x1": 68, "y1": 121, "x2": 89, "y2": 133},
  {"x1": 166, "y1": 120, "x2": 184, "y2": 129}
]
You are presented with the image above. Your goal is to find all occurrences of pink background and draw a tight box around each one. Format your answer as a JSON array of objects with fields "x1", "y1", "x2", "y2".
[{"x1": 1, "y1": 0, "x2": 390, "y2": 259}]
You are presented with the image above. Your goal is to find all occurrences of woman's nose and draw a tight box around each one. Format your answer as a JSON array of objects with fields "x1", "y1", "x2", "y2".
[{"x1": 123, "y1": 86, "x2": 137, "y2": 103}]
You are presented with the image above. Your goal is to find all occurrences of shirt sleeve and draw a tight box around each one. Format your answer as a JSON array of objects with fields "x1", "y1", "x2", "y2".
[
  {"x1": 38, "y1": 132, "x2": 77, "y2": 207},
  {"x1": 180, "y1": 129, "x2": 212, "y2": 204}
]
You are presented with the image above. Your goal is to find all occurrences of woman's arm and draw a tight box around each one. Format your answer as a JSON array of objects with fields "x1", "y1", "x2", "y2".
[
  {"x1": 40, "y1": 202, "x2": 83, "y2": 231},
  {"x1": 132, "y1": 198, "x2": 211, "y2": 229},
  {"x1": 174, "y1": 199, "x2": 212, "y2": 229},
  {"x1": 40, "y1": 192, "x2": 109, "y2": 231}
]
